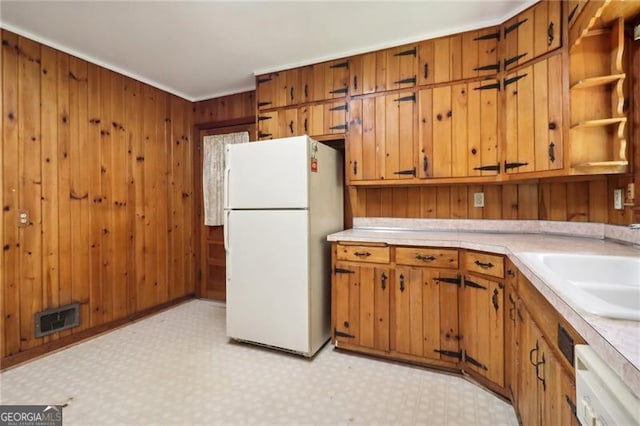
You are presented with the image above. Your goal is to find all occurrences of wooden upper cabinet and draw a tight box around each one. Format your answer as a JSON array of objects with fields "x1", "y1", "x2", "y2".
[
  {"x1": 300, "y1": 100, "x2": 348, "y2": 138},
  {"x1": 418, "y1": 79, "x2": 499, "y2": 179},
  {"x1": 298, "y1": 65, "x2": 314, "y2": 104},
  {"x1": 350, "y1": 51, "x2": 386, "y2": 96},
  {"x1": 256, "y1": 72, "x2": 285, "y2": 110},
  {"x1": 277, "y1": 107, "x2": 299, "y2": 138},
  {"x1": 418, "y1": 27, "x2": 499, "y2": 86},
  {"x1": 312, "y1": 58, "x2": 350, "y2": 101},
  {"x1": 347, "y1": 91, "x2": 416, "y2": 182},
  {"x1": 504, "y1": 53, "x2": 564, "y2": 175},
  {"x1": 385, "y1": 44, "x2": 418, "y2": 90},
  {"x1": 257, "y1": 110, "x2": 278, "y2": 140},
  {"x1": 504, "y1": 0, "x2": 562, "y2": 71}
]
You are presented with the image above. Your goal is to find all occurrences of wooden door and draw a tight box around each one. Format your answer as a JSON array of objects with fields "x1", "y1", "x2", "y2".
[
  {"x1": 504, "y1": 54, "x2": 563, "y2": 175},
  {"x1": 504, "y1": 1, "x2": 562, "y2": 71},
  {"x1": 462, "y1": 26, "x2": 501, "y2": 80},
  {"x1": 195, "y1": 123, "x2": 255, "y2": 301},
  {"x1": 349, "y1": 51, "x2": 382, "y2": 96},
  {"x1": 504, "y1": 263, "x2": 519, "y2": 402},
  {"x1": 418, "y1": 81, "x2": 499, "y2": 178},
  {"x1": 333, "y1": 262, "x2": 389, "y2": 350},
  {"x1": 257, "y1": 110, "x2": 278, "y2": 140},
  {"x1": 393, "y1": 267, "x2": 460, "y2": 364},
  {"x1": 459, "y1": 275, "x2": 505, "y2": 388},
  {"x1": 284, "y1": 68, "x2": 300, "y2": 106},
  {"x1": 386, "y1": 44, "x2": 418, "y2": 91},
  {"x1": 256, "y1": 72, "x2": 285, "y2": 110},
  {"x1": 312, "y1": 58, "x2": 349, "y2": 101},
  {"x1": 516, "y1": 301, "x2": 542, "y2": 426},
  {"x1": 298, "y1": 65, "x2": 314, "y2": 104},
  {"x1": 277, "y1": 107, "x2": 299, "y2": 138},
  {"x1": 302, "y1": 101, "x2": 348, "y2": 139}
]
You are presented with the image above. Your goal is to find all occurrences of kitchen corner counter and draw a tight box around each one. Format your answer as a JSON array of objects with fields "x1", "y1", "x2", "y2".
[{"x1": 327, "y1": 218, "x2": 640, "y2": 397}]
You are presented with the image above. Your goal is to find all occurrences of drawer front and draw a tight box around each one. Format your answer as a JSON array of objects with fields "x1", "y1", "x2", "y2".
[
  {"x1": 337, "y1": 244, "x2": 390, "y2": 264},
  {"x1": 464, "y1": 251, "x2": 504, "y2": 278},
  {"x1": 395, "y1": 247, "x2": 458, "y2": 269}
]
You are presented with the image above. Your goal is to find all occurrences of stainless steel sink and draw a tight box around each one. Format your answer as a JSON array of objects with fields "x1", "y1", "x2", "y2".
[{"x1": 519, "y1": 252, "x2": 640, "y2": 321}]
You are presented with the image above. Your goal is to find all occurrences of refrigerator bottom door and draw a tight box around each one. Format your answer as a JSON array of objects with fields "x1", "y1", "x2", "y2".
[{"x1": 226, "y1": 209, "x2": 310, "y2": 354}]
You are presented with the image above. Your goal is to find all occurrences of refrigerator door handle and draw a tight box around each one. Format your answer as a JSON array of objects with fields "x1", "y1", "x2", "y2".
[
  {"x1": 224, "y1": 210, "x2": 231, "y2": 252},
  {"x1": 224, "y1": 165, "x2": 231, "y2": 210}
]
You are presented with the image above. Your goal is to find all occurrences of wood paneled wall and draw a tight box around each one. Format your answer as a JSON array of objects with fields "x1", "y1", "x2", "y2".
[
  {"x1": 1, "y1": 30, "x2": 195, "y2": 363},
  {"x1": 193, "y1": 91, "x2": 255, "y2": 125},
  {"x1": 352, "y1": 177, "x2": 633, "y2": 225}
]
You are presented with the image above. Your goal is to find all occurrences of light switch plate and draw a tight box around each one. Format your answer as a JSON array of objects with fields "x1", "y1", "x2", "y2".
[{"x1": 474, "y1": 192, "x2": 485, "y2": 208}]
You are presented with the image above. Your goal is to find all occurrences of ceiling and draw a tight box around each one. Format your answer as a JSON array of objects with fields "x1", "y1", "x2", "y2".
[{"x1": 0, "y1": 1, "x2": 536, "y2": 102}]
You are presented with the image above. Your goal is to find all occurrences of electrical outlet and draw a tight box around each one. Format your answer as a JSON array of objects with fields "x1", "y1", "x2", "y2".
[
  {"x1": 613, "y1": 189, "x2": 623, "y2": 210},
  {"x1": 18, "y1": 209, "x2": 29, "y2": 226},
  {"x1": 474, "y1": 192, "x2": 485, "y2": 208}
]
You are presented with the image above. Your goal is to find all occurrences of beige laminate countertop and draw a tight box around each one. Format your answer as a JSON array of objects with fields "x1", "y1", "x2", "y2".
[{"x1": 327, "y1": 218, "x2": 640, "y2": 397}]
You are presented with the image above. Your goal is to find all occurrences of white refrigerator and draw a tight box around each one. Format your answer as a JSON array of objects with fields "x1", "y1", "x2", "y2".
[{"x1": 223, "y1": 135, "x2": 343, "y2": 357}]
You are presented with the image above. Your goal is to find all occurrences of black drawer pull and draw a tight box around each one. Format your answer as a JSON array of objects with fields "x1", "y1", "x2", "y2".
[
  {"x1": 474, "y1": 260, "x2": 494, "y2": 269},
  {"x1": 353, "y1": 251, "x2": 371, "y2": 257},
  {"x1": 416, "y1": 255, "x2": 436, "y2": 262}
]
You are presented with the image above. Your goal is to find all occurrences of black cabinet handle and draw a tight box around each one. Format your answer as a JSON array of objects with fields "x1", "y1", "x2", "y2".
[
  {"x1": 304, "y1": 118, "x2": 308, "y2": 133},
  {"x1": 289, "y1": 121, "x2": 294, "y2": 134},
  {"x1": 353, "y1": 75, "x2": 358, "y2": 91},
  {"x1": 547, "y1": 22, "x2": 555, "y2": 46},
  {"x1": 529, "y1": 341, "x2": 539, "y2": 367},
  {"x1": 399, "y1": 274, "x2": 405, "y2": 292},
  {"x1": 353, "y1": 251, "x2": 371, "y2": 257},
  {"x1": 353, "y1": 160, "x2": 358, "y2": 176},
  {"x1": 474, "y1": 260, "x2": 494, "y2": 269},
  {"x1": 492, "y1": 289, "x2": 500, "y2": 311},
  {"x1": 536, "y1": 353, "x2": 546, "y2": 391},
  {"x1": 548, "y1": 142, "x2": 556, "y2": 162},
  {"x1": 290, "y1": 87, "x2": 294, "y2": 102},
  {"x1": 423, "y1": 155, "x2": 428, "y2": 175},
  {"x1": 381, "y1": 273, "x2": 387, "y2": 290},
  {"x1": 416, "y1": 254, "x2": 436, "y2": 262},
  {"x1": 304, "y1": 84, "x2": 308, "y2": 99},
  {"x1": 424, "y1": 63, "x2": 429, "y2": 79}
]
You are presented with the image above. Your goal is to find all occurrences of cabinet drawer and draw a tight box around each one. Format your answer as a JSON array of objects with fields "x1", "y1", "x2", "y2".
[
  {"x1": 464, "y1": 251, "x2": 504, "y2": 278},
  {"x1": 337, "y1": 244, "x2": 390, "y2": 264},
  {"x1": 395, "y1": 247, "x2": 458, "y2": 269}
]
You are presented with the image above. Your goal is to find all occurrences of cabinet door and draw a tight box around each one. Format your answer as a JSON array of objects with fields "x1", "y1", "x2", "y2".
[
  {"x1": 516, "y1": 302, "x2": 542, "y2": 426},
  {"x1": 256, "y1": 72, "x2": 286, "y2": 110},
  {"x1": 504, "y1": 1, "x2": 561, "y2": 71},
  {"x1": 504, "y1": 264, "x2": 519, "y2": 402},
  {"x1": 313, "y1": 58, "x2": 349, "y2": 101},
  {"x1": 504, "y1": 54, "x2": 563, "y2": 174},
  {"x1": 459, "y1": 275, "x2": 505, "y2": 388},
  {"x1": 462, "y1": 27, "x2": 501, "y2": 80},
  {"x1": 305, "y1": 101, "x2": 348, "y2": 138},
  {"x1": 350, "y1": 51, "x2": 385, "y2": 96},
  {"x1": 257, "y1": 111, "x2": 278, "y2": 140},
  {"x1": 284, "y1": 68, "x2": 300, "y2": 106},
  {"x1": 299, "y1": 65, "x2": 314, "y2": 104},
  {"x1": 393, "y1": 268, "x2": 460, "y2": 363},
  {"x1": 347, "y1": 92, "x2": 416, "y2": 182},
  {"x1": 433, "y1": 34, "x2": 463, "y2": 84},
  {"x1": 418, "y1": 81, "x2": 499, "y2": 178},
  {"x1": 386, "y1": 44, "x2": 418, "y2": 91},
  {"x1": 333, "y1": 262, "x2": 389, "y2": 351},
  {"x1": 277, "y1": 107, "x2": 298, "y2": 138}
]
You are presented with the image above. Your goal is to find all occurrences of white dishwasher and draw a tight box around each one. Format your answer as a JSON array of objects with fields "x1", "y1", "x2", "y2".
[{"x1": 575, "y1": 345, "x2": 640, "y2": 426}]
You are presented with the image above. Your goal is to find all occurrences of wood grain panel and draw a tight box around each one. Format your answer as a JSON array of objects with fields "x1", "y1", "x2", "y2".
[{"x1": 1, "y1": 30, "x2": 194, "y2": 363}]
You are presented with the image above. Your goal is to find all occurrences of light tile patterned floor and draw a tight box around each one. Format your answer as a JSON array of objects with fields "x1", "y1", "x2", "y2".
[{"x1": 0, "y1": 300, "x2": 518, "y2": 425}]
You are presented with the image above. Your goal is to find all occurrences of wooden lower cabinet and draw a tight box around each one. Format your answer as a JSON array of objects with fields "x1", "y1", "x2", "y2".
[
  {"x1": 392, "y1": 266, "x2": 459, "y2": 365},
  {"x1": 331, "y1": 243, "x2": 580, "y2": 425},
  {"x1": 333, "y1": 261, "x2": 390, "y2": 351},
  {"x1": 459, "y1": 273, "x2": 505, "y2": 389}
]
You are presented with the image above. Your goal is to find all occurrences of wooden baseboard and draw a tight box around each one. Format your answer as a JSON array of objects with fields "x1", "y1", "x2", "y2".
[{"x1": 0, "y1": 294, "x2": 195, "y2": 371}]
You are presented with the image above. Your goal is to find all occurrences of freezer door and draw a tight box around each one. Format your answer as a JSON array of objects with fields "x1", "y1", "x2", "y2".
[
  {"x1": 225, "y1": 137, "x2": 309, "y2": 209},
  {"x1": 226, "y1": 209, "x2": 310, "y2": 354}
]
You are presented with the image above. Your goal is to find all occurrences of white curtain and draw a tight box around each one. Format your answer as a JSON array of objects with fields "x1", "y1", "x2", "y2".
[{"x1": 202, "y1": 131, "x2": 249, "y2": 226}]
